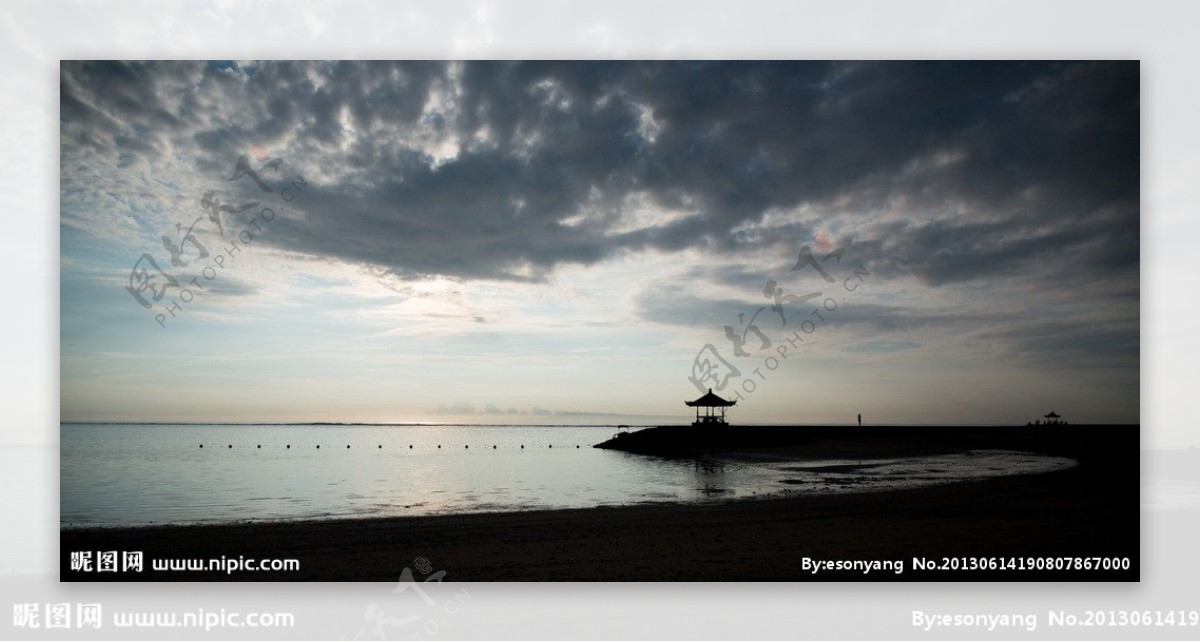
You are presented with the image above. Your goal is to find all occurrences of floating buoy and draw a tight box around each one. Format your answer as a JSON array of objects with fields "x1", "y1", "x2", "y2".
[
  {"x1": 286, "y1": 445, "x2": 290, "y2": 449},
  {"x1": 257, "y1": 445, "x2": 261, "y2": 449},
  {"x1": 346, "y1": 445, "x2": 350, "y2": 448},
  {"x1": 408, "y1": 445, "x2": 412, "y2": 449},
  {"x1": 437, "y1": 445, "x2": 441, "y2": 449},
  {"x1": 228, "y1": 444, "x2": 232, "y2": 448},
  {"x1": 465, "y1": 445, "x2": 469, "y2": 449},
  {"x1": 316, "y1": 445, "x2": 320, "y2": 449},
  {"x1": 549, "y1": 445, "x2": 553, "y2": 448},
  {"x1": 493, "y1": 445, "x2": 496, "y2": 449},
  {"x1": 520, "y1": 445, "x2": 524, "y2": 449},
  {"x1": 199, "y1": 444, "x2": 203, "y2": 448},
  {"x1": 576, "y1": 445, "x2": 580, "y2": 448},
  {"x1": 378, "y1": 445, "x2": 382, "y2": 449}
]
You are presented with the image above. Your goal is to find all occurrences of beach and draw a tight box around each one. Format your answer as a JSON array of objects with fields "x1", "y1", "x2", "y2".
[{"x1": 61, "y1": 425, "x2": 1138, "y2": 581}]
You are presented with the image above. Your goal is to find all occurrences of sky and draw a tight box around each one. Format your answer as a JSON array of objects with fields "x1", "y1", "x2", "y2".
[{"x1": 59, "y1": 60, "x2": 1139, "y2": 425}]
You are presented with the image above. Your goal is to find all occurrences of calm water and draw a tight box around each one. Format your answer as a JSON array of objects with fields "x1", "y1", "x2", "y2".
[{"x1": 60, "y1": 424, "x2": 1075, "y2": 528}]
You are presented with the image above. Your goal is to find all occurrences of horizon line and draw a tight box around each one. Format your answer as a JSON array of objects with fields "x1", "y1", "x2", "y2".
[{"x1": 59, "y1": 421, "x2": 1141, "y2": 427}]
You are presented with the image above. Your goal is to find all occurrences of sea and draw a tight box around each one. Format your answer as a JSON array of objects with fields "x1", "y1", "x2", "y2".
[{"x1": 60, "y1": 423, "x2": 1076, "y2": 528}]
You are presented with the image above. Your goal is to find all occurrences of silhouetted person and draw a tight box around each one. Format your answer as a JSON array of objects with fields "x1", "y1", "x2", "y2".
[{"x1": 857, "y1": 413, "x2": 862, "y2": 427}]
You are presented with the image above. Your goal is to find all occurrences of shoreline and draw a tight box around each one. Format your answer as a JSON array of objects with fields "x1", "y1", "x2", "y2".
[
  {"x1": 59, "y1": 450, "x2": 1078, "y2": 533},
  {"x1": 54, "y1": 460, "x2": 1080, "y2": 535},
  {"x1": 60, "y1": 425, "x2": 1138, "y2": 581}
]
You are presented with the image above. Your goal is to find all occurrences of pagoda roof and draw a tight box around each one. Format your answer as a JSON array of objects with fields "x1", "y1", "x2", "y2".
[
  {"x1": 1043, "y1": 411, "x2": 1061, "y2": 418},
  {"x1": 685, "y1": 388, "x2": 737, "y2": 407}
]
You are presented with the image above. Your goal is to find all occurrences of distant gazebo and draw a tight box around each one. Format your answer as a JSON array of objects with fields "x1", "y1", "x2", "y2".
[
  {"x1": 1042, "y1": 411, "x2": 1065, "y2": 426},
  {"x1": 686, "y1": 388, "x2": 736, "y2": 427}
]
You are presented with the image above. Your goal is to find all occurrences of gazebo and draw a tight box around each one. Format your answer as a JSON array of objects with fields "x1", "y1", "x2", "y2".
[
  {"x1": 1043, "y1": 411, "x2": 1064, "y2": 426},
  {"x1": 685, "y1": 388, "x2": 736, "y2": 426}
]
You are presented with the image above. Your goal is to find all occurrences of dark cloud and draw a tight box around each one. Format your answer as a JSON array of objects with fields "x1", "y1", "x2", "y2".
[
  {"x1": 60, "y1": 60, "x2": 1139, "y2": 289},
  {"x1": 634, "y1": 285, "x2": 1136, "y2": 370},
  {"x1": 972, "y1": 318, "x2": 1139, "y2": 369}
]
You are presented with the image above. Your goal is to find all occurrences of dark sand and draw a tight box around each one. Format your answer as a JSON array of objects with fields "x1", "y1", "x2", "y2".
[{"x1": 61, "y1": 425, "x2": 1138, "y2": 581}]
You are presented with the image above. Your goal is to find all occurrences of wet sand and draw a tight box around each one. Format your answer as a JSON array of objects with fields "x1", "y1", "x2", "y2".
[{"x1": 60, "y1": 425, "x2": 1138, "y2": 581}]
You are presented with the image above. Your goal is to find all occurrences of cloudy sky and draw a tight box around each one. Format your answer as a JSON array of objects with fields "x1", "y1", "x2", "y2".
[{"x1": 59, "y1": 60, "x2": 1139, "y2": 425}]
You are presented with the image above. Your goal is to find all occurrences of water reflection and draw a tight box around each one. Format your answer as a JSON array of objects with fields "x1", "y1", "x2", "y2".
[
  {"x1": 692, "y1": 458, "x2": 730, "y2": 496},
  {"x1": 61, "y1": 424, "x2": 1075, "y2": 528}
]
